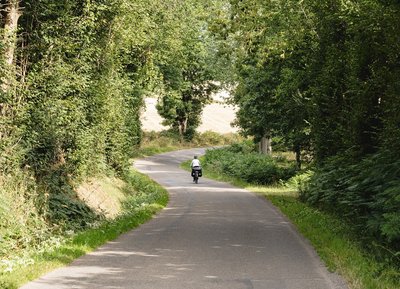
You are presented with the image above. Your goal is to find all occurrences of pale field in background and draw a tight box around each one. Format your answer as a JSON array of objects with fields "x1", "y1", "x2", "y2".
[{"x1": 141, "y1": 91, "x2": 238, "y2": 134}]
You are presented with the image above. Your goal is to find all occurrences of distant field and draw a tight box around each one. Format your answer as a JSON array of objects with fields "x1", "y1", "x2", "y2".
[{"x1": 141, "y1": 97, "x2": 238, "y2": 134}]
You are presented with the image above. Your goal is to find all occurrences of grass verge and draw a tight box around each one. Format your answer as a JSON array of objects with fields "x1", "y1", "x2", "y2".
[
  {"x1": 0, "y1": 169, "x2": 168, "y2": 289},
  {"x1": 134, "y1": 130, "x2": 242, "y2": 158},
  {"x1": 181, "y1": 159, "x2": 400, "y2": 289}
]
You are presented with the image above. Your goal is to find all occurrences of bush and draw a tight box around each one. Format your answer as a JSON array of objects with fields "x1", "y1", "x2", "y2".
[
  {"x1": 121, "y1": 170, "x2": 168, "y2": 212},
  {"x1": 284, "y1": 170, "x2": 313, "y2": 194},
  {"x1": 303, "y1": 150, "x2": 400, "y2": 251},
  {"x1": 192, "y1": 131, "x2": 243, "y2": 146},
  {"x1": 226, "y1": 139, "x2": 257, "y2": 153},
  {"x1": 0, "y1": 172, "x2": 52, "y2": 259},
  {"x1": 204, "y1": 146, "x2": 297, "y2": 185}
]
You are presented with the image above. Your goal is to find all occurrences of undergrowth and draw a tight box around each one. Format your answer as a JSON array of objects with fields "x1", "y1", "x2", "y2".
[
  {"x1": 303, "y1": 150, "x2": 400, "y2": 253},
  {"x1": 0, "y1": 169, "x2": 168, "y2": 289},
  {"x1": 0, "y1": 172, "x2": 54, "y2": 261},
  {"x1": 203, "y1": 142, "x2": 297, "y2": 185}
]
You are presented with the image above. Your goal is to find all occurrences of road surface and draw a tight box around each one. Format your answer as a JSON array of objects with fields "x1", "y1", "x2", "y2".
[{"x1": 21, "y1": 148, "x2": 348, "y2": 289}]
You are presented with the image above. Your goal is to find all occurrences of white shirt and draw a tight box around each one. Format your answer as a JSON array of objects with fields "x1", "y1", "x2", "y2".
[{"x1": 191, "y1": 159, "x2": 201, "y2": 168}]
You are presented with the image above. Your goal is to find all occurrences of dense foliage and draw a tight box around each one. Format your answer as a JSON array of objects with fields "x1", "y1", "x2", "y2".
[
  {"x1": 154, "y1": 1, "x2": 222, "y2": 140},
  {"x1": 214, "y1": 1, "x2": 400, "y2": 250},
  {"x1": 1, "y1": 1, "x2": 150, "y2": 252},
  {"x1": 1, "y1": 0, "x2": 399, "y2": 275},
  {"x1": 0, "y1": 168, "x2": 168, "y2": 287},
  {"x1": 0, "y1": 0, "x2": 221, "y2": 260},
  {"x1": 204, "y1": 144, "x2": 297, "y2": 185},
  {"x1": 305, "y1": 150, "x2": 400, "y2": 250}
]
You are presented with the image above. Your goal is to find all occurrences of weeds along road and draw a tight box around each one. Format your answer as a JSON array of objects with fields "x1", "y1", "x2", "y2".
[{"x1": 21, "y1": 148, "x2": 348, "y2": 289}]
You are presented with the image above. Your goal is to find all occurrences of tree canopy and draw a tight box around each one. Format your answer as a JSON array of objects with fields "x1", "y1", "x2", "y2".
[
  {"x1": 1, "y1": 0, "x2": 399, "y2": 258},
  {"x1": 213, "y1": 0, "x2": 400, "y2": 249},
  {"x1": 153, "y1": 0, "x2": 222, "y2": 140},
  {"x1": 0, "y1": 0, "x2": 225, "y2": 237}
]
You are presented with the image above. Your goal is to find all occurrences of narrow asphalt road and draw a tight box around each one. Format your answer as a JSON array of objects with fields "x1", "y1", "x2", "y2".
[{"x1": 21, "y1": 148, "x2": 348, "y2": 289}]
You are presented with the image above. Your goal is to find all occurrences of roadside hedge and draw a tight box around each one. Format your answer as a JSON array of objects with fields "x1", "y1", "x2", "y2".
[
  {"x1": 204, "y1": 146, "x2": 297, "y2": 185},
  {"x1": 303, "y1": 149, "x2": 400, "y2": 252}
]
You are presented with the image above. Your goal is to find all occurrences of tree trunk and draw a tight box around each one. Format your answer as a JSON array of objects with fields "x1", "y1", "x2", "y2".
[
  {"x1": 1, "y1": 0, "x2": 22, "y2": 93},
  {"x1": 259, "y1": 136, "x2": 272, "y2": 155},
  {"x1": 294, "y1": 144, "x2": 301, "y2": 170},
  {"x1": 178, "y1": 118, "x2": 188, "y2": 143}
]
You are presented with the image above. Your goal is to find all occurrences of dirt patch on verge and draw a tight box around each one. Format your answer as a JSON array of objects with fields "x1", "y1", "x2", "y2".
[{"x1": 76, "y1": 177, "x2": 126, "y2": 218}]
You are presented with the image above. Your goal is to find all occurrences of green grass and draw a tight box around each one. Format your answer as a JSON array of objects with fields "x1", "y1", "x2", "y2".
[
  {"x1": 181, "y1": 159, "x2": 400, "y2": 289},
  {"x1": 134, "y1": 131, "x2": 243, "y2": 158},
  {"x1": 267, "y1": 195, "x2": 400, "y2": 289},
  {"x1": 0, "y1": 169, "x2": 168, "y2": 289}
]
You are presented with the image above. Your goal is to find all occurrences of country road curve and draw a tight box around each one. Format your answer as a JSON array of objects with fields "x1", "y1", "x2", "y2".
[{"x1": 21, "y1": 148, "x2": 348, "y2": 289}]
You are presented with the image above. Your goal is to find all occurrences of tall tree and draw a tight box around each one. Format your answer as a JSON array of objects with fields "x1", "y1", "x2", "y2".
[
  {"x1": 216, "y1": 0, "x2": 400, "y2": 247},
  {"x1": 220, "y1": 0, "x2": 314, "y2": 167},
  {"x1": 155, "y1": 0, "x2": 220, "y2": 140},
  {"x1": 1, "y1": 0, "x2": 21, "y2": 93},
  {"x1": 0, "y1": 0, "x2": 24, "y2": 173}
]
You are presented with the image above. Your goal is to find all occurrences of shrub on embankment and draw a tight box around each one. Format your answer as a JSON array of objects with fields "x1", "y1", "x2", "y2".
[
  {"x1": 1, "y1": 0, "x2": 143, "y2": 272},
  {"x1": 302, "y1": 149, "x2": 400, "y2": 255},
  {"x1": 204, "y1": 143, "x2": 297, "y2": 185},
  {"x1": 0, "y1": 169, "x2": 168, "y2": 288}
]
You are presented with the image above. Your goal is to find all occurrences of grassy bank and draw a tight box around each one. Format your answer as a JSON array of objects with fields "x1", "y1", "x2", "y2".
[
  {"x1": 134, "y1": 130, "x2": 242, "y2": 157},
  {"x1": 181, "y1": 150, "x2": 400, "y2": 289},
  {"x1": 0, "y1": 169, "x2": 168, "y2": 289}
]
